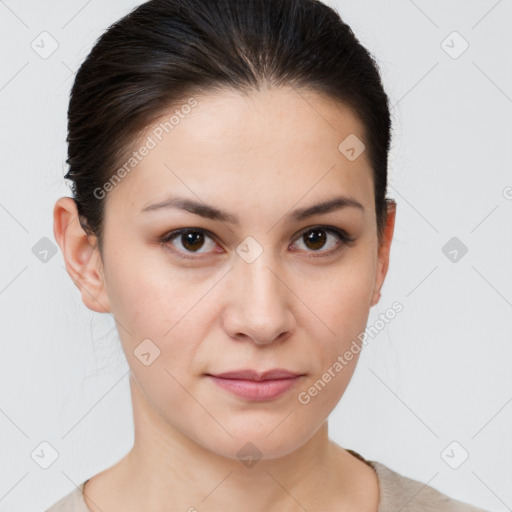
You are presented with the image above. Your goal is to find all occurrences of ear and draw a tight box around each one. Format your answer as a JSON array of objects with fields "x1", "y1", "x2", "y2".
[
  {"x1": 370, "y1": 200, "x2": 397, "y2": 307},
  {"x1": 53, "y1": 197, "x2": 111, "y2": 313}
]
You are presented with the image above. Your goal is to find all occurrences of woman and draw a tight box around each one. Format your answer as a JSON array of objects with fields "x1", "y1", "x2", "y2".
[{"x1": 47, "y1": 0, "x2": 489, "y2": 510}]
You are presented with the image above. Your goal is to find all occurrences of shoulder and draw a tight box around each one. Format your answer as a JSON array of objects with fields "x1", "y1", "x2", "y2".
[
  {"x1": 45, "y1": 480, "x2": 90, "y2": 512},
  {"x1": 369, "y1": 460, "x2": 490, "y2": 512}
]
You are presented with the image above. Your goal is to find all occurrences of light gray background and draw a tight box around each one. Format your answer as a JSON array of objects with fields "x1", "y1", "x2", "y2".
[{"x1": 0, "y1": 1, "x2": 511, "y2": 510}]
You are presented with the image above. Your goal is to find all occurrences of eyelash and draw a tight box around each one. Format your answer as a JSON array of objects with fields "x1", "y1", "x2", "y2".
[{"x1": 159, "y1": 226, "x2": 356, "y2": 261}]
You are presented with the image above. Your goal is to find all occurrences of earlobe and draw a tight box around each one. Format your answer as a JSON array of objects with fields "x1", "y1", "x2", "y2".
[
  {"x1": 53, "y1": 197, "x2": 111, "y2": 313},
  {"x1": 370, "y1": 201, "x2": 397, "y2": 307}
]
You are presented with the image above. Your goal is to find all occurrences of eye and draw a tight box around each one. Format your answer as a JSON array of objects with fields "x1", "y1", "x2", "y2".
[
  {"x1": 160, "y1": 225, "x2": 355, "y2": 260},
  {"x1": 290, "y1": 226, "x2": 355, "y2": 257},
  {"x1": 160, "y1": 228, "x2": 219, "y2": 260}
]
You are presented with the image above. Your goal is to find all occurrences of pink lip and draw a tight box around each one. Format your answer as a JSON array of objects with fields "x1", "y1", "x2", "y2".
[
  {"x1": 206, "y1": 369, "x2": 305, "y2": 401},
  {"x1": 211, "y1": 369, "x2": 302, "y2": 381}
]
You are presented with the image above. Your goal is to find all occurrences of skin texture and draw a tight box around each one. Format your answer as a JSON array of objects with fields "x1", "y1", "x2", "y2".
[{"x1": 54, "y1": 85, "x2": 396, "y2": 512}]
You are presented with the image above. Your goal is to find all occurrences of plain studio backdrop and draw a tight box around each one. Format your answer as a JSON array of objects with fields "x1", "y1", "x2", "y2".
[{"x1": 0, "y1": 1, "x2": 511, "y2": 511}]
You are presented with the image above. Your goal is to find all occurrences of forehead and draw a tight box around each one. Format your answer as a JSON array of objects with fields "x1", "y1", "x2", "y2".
[{"x1": 106, "y1": 86, "x2": 374, "y2": 220}]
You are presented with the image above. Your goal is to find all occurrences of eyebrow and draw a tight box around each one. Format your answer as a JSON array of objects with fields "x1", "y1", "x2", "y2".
[{"x1": 141, "y1": 195, "x2": 364, "y2": 223}]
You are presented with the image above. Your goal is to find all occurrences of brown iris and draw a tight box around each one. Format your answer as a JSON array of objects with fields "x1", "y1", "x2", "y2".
[
  {"x1": 181, "y1": 231, "x2": 206, "y2": 252},
  {"x1": 303, "y1": 229, "x2": 327, "y2": 251}
]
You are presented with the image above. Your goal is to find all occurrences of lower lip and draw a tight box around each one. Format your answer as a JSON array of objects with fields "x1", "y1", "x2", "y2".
[{"x1": 207, "y1": 375, "x2": 303, "y2": 401}]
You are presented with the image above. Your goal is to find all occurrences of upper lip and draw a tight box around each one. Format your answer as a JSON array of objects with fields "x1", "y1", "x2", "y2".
[{"x1": 208, "y1": 369, "x2": 303, "y2": 381}]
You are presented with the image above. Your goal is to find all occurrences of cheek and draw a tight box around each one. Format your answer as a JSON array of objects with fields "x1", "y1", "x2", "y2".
[
  {"x1": 103, "y1": 243, "x2": 184, "y2": 329},
  {"x1": 301, "y1": 248, "x2": 375, "y2": 395},
  {"x1": 297, "y1": 360, "x2": 358, "y2": 419},
  {"x1": 103, "y1": 254, "x2": 210, "y2": 376},
  {"x1": 307, "y1": 249, "x2": 376, "y2": 338}
]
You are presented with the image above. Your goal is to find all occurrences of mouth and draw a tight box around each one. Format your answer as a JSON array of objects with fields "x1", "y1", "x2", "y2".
[{"x1": 205, "y1": 369, "x2": 305, "y2": 401}]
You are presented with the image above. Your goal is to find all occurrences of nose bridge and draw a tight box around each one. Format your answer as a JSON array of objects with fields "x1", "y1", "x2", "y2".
[
  {"x1": 225, "y1": 239, "x2": 292, "y2": 343},
  {"x1": 238, "y1": 238, "x2": 283, "y2": 304},
  {"x1": 239, "y1": 251, "x2": 280, "y2": 304}
]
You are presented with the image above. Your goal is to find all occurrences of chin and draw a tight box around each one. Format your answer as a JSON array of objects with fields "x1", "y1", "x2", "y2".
[{"x1": 196, "y1": 422, "x2": 317, "y2": 464}]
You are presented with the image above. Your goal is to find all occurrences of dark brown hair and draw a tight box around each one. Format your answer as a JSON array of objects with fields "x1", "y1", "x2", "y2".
[{"x1": 64, "y1": 0, "x2": 394, "y2": 252}]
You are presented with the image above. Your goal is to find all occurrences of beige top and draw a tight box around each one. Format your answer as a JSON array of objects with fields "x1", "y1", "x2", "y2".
[{"x1": 45, "y1": 450, "x2": 489, "y2": 511}]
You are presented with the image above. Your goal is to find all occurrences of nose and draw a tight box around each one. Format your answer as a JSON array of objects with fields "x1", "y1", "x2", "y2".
[{"x1": 222, "y1": 251, "x2": 294, "y2": 346}]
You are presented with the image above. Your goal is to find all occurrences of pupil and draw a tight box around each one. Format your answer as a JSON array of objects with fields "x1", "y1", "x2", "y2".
[{"x1": 305, "y1": 229, "x2": 326, "y2": 250}]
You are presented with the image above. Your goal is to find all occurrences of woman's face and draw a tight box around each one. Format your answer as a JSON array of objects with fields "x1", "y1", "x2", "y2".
[{"x1": 91, "y1": 86, "x2": 394, "y2": 460}]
